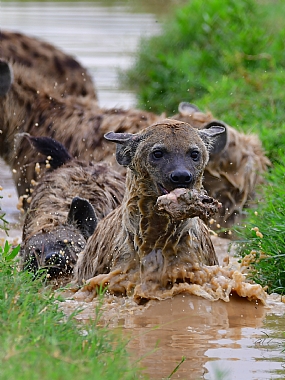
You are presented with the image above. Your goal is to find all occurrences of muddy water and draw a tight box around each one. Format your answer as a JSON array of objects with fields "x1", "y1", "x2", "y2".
[
  {"x1": 1, "y1": 2, "x2": 285, "y2": 380},
  {"x1": 124, "y1": 294, "x2": 285, "y2": 379},
  {"x1": 62, "y1": 292, "x2": 285, "y2": 380}
]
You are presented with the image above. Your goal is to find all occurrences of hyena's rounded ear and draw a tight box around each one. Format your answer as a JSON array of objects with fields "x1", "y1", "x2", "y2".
[
  {"x1": 178, "y1": 102, "x2": 201, "y2": 116},
  {"x1": 104, "y1": 131, "x2": 140, "y2": 167},
  {"x1": 15, "y1": 132, "x2": 73, "y2": 169},
  {"x1": 198, "y1": 121, "x2": 227, "y2": 154},
  {"x1": 67, "y1": 197, "x2": 97, "y2": 240},
  {"x1": 0, "y1": 60, "x2": 13, "y2": 96}
]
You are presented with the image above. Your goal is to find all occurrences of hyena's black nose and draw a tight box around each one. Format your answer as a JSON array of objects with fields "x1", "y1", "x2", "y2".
[
  {"x1": 45, "y1": 251, "x2": 66, "y2": 268},
  {"x1": 170, "y1": 170, "x2": 193, "y2": 185}
]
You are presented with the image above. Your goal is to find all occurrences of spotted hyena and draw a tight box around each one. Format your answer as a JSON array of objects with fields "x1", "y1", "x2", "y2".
[
  {"x1": 0, "y1": 58, "x2": 269, "y2": 229},
  {"x1": 19, "y1": 134, "x2": 125, "y2": 284},
  {"x1": 0, "y1": 59, "x2": 161, "y2": 208},
  {"x1": 74, "y1": 119, "x2": 226, "y2": 300},
  {"x1": 0, "y1": 29, "x2": 97, "y2": 99}
]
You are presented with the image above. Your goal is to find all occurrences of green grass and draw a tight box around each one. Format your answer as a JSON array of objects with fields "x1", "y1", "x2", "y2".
[
  {"x1": 0, "y1": 241, "x2": 145, "y2": 380},
  {"x1": 121, "y1": 0, "x2": 285, "y2": 163},
  {"x1": 235, "y1": 159, "x2": 285, "y2": 294},
  {"x1": 0, "y1": 194, "x2": 9, "y2": 234},
  {"x1": 122, "y1": 0, "x2": 284, "y2": 111},
  {"x1": 196, "y1": 69, "x2": 285, "y2": 165}
]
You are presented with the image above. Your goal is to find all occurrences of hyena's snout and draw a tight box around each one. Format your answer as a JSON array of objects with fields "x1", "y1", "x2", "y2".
[
  {"x1": 43, "y1": 246, "x2": 77, "y2": 277},
  {"x1": 44, "y1": 251, "x2": 67, "y2": 268},
  {"x1": 170, "y1": 169, "x2": 193, "y2": 187},
  {"x1": 155, "y1": 167, "x2": 196, "y2": 196},
  {"x1": 156, "y1": 162, "x2": 197, "y2": 195},
  {"x1": 23, "y1": 237, "x2": 78, "y2": 278},
  {"x1": 23, "y1": 247, "x2": 68, "y2": 277}
]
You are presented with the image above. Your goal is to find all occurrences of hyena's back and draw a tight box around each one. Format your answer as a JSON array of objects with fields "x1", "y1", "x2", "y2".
[{"x1": 0, "y1": 29, "x2": 97, "y2": 99}]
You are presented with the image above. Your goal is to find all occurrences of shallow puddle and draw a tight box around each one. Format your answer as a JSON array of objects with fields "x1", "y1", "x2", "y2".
[{"x1": 61, "y1": 291, "x2": 285, "y2": 380}]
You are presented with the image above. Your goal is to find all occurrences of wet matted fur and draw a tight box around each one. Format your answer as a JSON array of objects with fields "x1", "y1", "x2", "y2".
[
  {"x1": 0, "y1": 29, "x2": 97, "y2": 99},
  {"x1": 74, "y1": 119, "x2": 226, "y2": 300},
  {"x1": 20, "y1": 136, "x2": 125, "y2": 283},
  {"x1": 0, "y1": 59, "x2": 270, "y2": 228}
]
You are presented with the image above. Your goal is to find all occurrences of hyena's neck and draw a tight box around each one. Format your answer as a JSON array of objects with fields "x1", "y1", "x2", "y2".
[{"x1": 123, "y1": 172, "x2": 185, "y2": 259}]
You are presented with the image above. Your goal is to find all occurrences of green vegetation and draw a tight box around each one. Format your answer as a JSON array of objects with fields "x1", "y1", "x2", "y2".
[
  {"x1": 235, "y1": 159, "x2": 285, "y2": 293},
  {"x1": 0, "y1": 194, "x2": 9, "y2": 234},
  {"x1": 122, "y1": 0, "x2": 285, "y2": 163},
  {"x1": 0, "y1": 240, "x2": 144, "y2": 379},
  {"x1": 122, "y1": 0, "x2": 285, "y2": 293},
  {"x1": 196, "y1": 70, "x2": 285, "y2": 164},
  {"x1": 124, "y1": 0, "x2": 271, "y2": 107}
]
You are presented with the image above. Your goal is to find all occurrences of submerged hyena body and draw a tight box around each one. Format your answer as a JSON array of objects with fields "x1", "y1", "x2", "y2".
[
  {"x1": 20, "y1": 135, "x2": 125, "y2": 283},
  {"x1": 0, "y1": 57, "x2": 269, "y2": 228},
  {"x1": 74, "y1": 119, "x2": 226, "y2": 300}
]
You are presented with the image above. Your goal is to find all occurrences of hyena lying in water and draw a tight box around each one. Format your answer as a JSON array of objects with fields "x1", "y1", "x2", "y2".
[
  {"x1": 19, "y1": 134, "x2": 125, "y2": 284},
  {"x1": 0, "y1": 59, "x2": 160, "y2": 207},
  {"x1": 0, "y1": 59, "x2": 269, "y2": 229},
  {"x1": 74, "y1": 119, "x2": 227, "y2": 301},
  {"x1": 0, "y1": 29, "x2": 97, "y2": 99}
]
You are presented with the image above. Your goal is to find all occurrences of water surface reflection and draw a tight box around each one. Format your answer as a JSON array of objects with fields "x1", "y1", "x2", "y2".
[{"x1": 62, "y1": 293, "x2": 285, "y2": 380}]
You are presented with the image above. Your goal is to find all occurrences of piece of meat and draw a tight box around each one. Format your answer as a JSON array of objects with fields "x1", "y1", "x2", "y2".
[{"x1": 155, "y1": 188, "x2": 221, "y2": 223}]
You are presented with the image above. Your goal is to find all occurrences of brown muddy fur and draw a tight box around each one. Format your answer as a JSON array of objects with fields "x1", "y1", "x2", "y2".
[
  {"x1": 0, "y1": 30, "x2": 97, "y2": 99},
  {"x1": 21, "y1": 160, "x2": 125, "y2": 283},
  {"x1": 0, "y1": 58, "x2": 269, "y2": 228},
  {"x1": 176, "y1": 103, "x2": 271, "y2": 229},
  {"x1": 0, "y1": 60, "x2": 162, "y2": 203},
  {"x1": 74, "y1": 120, "x2": 226, "y2": 301},
  {"x1": 204, "y1": 131, "x2": 269, "y2": 228}
]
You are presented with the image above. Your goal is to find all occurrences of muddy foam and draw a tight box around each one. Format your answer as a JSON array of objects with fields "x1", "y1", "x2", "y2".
[
  {"x1": 70, "y1": 188, "x2": 267, "y2": 306},
  {"x1": 70, "y1": 256, "x2": 267, "y2": 306}
]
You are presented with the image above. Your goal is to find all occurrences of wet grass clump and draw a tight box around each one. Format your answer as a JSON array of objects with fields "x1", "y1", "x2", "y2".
[
  {"x1": 0, "y1": 239, "x2": 144, "y2": 380},
  {"x1": 235, "y1": 159, "x2": 285, "y2": 294}
]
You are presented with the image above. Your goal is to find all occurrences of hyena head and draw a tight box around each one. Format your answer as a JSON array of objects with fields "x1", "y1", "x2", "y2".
[
  {"x1": 105, "y1": 119, "x2": 227, "y2": 196},
  {"x1": 21, "y1": 197, "x2": 97, "y2": 279}
]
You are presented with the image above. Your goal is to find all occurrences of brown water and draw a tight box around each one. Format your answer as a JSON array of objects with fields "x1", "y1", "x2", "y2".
[
  {"x1": 62, "y1": 291, "x2": 285, "y2": 380},
  {"x1": 1, "y1": 2, "x2": 285, "y2": 379}
]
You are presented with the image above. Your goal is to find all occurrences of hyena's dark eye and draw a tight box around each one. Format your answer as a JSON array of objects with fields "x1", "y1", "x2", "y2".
[
  {"x1": 190, "y1": 150, "x2": 200, "y2": 161},
  {"x1": 152, "y1": 150, "x2": 164, "y2": 159}
]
